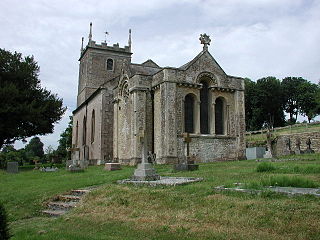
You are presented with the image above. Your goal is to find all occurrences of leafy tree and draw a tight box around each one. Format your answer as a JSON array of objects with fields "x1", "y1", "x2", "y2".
[
  {"x1": 56, "y1": 116, "x2": 73, "y2": 160},
  {"x1": 255, "y1": 77, "x2": 285, "y2": 128},
  {"x1": 298, "y1": 82, "x2": 320, "y2": 122},
  {"x1": 281, "y1": 77, "x2": 308, "y2": 124},
  {"x1": 0, "y1": 203, "x2": 11, "y2": 240},
  {"x1": 244, "y1": 78, "x2": 265, "y2": 131},
  {"x1": 25, "y1": 137, "x2": 44, "y2": 163},
  {"x1": 0, "y1": 48, "x2": 66, "y2": 149}
]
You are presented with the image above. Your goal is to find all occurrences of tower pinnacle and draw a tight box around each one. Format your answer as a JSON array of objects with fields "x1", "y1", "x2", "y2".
[
  {"x1": 128, "y1": 29, "x2": 132, "y2": 51},
  {"x1": 89, "y1": 22, "x2": 93, "y2": 42},
  {"x1": 80, "y1": 37, "x2": 84, "y2": 53}
]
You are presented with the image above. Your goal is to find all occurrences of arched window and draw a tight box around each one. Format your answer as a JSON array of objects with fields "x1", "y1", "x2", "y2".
[
  {"x1": 106, "y1": 58, "x2": 114, "y2": 71},
  {"x1": 200, "y1": 81, "x2": 209, "y2": 134},
  {"x1": 184, "y1": 94, "x2": 195, "y2": 133},
  {"x1": 215, "y1": 97, "x2": 224, "y2": 135},
  {"x1": 83, "y1": 116, "x2": 87, "y2": 145},
  {"x1": 91, "y1": 110, "x2": 95, "y2": 143},
  {"x1": 75, "y1": 121, "x2": 79, "y2": 147}
]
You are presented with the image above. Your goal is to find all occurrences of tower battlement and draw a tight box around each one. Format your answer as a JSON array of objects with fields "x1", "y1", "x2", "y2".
[{"x1": 79, "y1": 23, "x2": 132, "y2": 60}]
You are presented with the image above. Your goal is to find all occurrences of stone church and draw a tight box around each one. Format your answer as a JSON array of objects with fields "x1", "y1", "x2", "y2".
[{"x1": 71, "y1": 23, "x2": 246, "y2": 166}]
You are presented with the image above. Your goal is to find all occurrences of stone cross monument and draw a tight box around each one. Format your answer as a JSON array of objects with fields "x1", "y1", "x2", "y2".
[{"x1": 132, "y1": 130, "x2": 160, "y2": 181}]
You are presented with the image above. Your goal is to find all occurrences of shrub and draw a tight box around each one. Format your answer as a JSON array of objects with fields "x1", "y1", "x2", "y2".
[
  {"x1": 261, "y1": 175, "x2": 319, "y2": 188},
  {"x1": 0, "y1": 203, "x2": 11, "y2": 240},
  {"x1": 256, "y1": 162, "x2": 276, "y2": 172}
]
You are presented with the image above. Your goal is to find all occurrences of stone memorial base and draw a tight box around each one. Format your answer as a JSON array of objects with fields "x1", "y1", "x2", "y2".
[
  {"x1": 118, "y1": 177, "x2": 203, "y2": 186},
  {"x1": 7, "y1": 162, "x2": 18, "y2": 173},
  {"x1": 174, "y1": 157, "x2": 199, "y2": 171},
  {"x1": 67, "y1": 165, "x2": 84, "y2": 172},
  {"x1": 132, "y1": 162, "x2": 160, "y2": 181},
  {"x1": 104, "y1": 163, "x2": 121, "y2": 171},
  {"x1": 304, "y1": 149, "x2": 315, "y2": 154},
  {"x1": 174, "y1": 163, "x2": 199, "y2": 171}
]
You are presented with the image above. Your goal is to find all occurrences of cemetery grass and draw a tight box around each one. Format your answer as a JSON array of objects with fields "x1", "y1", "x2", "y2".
[{"x1": 0, "y1": 157, "x2": 320, "y2": 239}]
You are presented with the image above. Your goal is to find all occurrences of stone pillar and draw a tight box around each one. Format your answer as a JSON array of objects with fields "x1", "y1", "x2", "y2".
[
  {"x1": 226, "y1": 104, "x2": 230, "y2": 135},
  {"x1": 113, "y1": 99, "x2": 119, "y2": 160},
  {"x1": 210, "y1": 102, "x2": 215, "y2": 135},
  {"x1": 235, "y1": 90, "x2": 246, "y2": 159}
]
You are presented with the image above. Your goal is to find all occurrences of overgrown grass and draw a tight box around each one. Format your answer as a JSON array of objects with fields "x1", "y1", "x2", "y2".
[
  {"x1": 256, "y1": 162, "x2": 276, "y2": 172},
  {"x1": 261, "y1": 175, "x2": 319, "y2": 188},
  {"x1": 1, "y1": 156, "x2": 320, "y2": 239}
]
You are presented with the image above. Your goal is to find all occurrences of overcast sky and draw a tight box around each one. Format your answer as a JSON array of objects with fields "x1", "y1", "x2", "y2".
[{"x1": 1, "y1": 0, "x2": 319, "y2": 150}]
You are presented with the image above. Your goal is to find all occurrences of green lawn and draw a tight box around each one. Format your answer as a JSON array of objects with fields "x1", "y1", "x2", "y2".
[{"x1": 1, "y1": 156, "x2": 320, "y2": 240}]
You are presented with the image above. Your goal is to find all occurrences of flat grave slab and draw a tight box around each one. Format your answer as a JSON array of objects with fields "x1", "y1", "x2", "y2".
[
  {"x1": 214, "y1": 185, "x2": 320, "y2": 197},
  {"x1": 118, "y1": 177, "x2": 203, "y2": 186}
]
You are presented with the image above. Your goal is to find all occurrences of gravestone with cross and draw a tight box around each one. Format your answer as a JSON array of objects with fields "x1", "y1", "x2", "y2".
[
  {"x1": 305, "y1": 138, "x2": 315, "y2": 154},
  {"x1": 174, "y1": 133, "x2": 199, "y2": 171},
  {"x1": 132, "y1": 130, "x2": 160, "y2": 181},
  {"x1": 66, "y1": 145, "x2": 84, "y2": 171}
]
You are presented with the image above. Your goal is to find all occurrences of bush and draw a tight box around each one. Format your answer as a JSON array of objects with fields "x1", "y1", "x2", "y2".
[
  {"x1": 261, "y1": 175, "x2": 319, "y2": 188},
  {"x1": 256, "y1": 162, "x2": 276, "y2": 172},
  {"x1": 0, "y1": 203, "x2": 11, "y2": 240}
]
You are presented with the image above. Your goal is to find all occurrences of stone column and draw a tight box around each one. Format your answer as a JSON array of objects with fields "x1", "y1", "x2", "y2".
[
  {"x1": 210, "y1": 102, "x2": 215, "y2": 135},
  {"x1": 113, "y1": 99, "x2": 119, "y2": 160},
  {"x1": 226, "y1": 104, "x2": 230, "y2": 135}
]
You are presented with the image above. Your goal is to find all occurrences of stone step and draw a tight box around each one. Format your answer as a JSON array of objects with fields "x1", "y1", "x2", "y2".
[
  {"x1": 42, "y1": 209, "x2": 67, "y2": 217},
  {"x1": 71, "y1": 189, "x2": 90, "y2": 196},
  {"x1": 48, "y1": 201, "x2": 77, "y2": 211},
  {"x1": 58, "y1": 194, "x2": 81, "y2": 201}
]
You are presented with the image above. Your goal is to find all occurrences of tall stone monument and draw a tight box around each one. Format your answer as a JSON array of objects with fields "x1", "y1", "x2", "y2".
[{"x1": 132, "y1": 131, "x2": 160, "y2": 181}]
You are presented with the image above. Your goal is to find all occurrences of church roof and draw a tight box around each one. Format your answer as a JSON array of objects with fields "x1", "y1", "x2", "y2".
[
  {"x1": 130, "y1": 61, "x2": 162, "y2": 76},
  {"x1": 178, "y1": 50, "x2": 226, "y2": 76}
]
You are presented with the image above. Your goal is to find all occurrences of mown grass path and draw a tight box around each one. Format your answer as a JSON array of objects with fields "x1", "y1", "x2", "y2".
[{"x1": 1, "y1": 157, "x2": 320, "y2": 240}]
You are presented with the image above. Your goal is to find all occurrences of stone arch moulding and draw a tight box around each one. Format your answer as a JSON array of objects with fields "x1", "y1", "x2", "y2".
[
  {"x1": 196, "y1": 72, "x2": 217, "y2": 87},
  {"x1": 118, "y1": 75, "x2": 129, "y2": 99}
]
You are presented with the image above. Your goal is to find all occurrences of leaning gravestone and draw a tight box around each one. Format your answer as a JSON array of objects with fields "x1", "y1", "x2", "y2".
[{"x1": 7, "y1": 162, "x2": 18, "y2": 173}]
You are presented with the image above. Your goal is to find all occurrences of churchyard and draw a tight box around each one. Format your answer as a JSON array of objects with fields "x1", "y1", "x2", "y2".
[{"x1": 1, "y1": 154, "x2": 320, "y2": 240}]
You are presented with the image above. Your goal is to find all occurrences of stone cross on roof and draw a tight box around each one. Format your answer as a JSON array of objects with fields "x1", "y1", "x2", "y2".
[{"x1": 199, "y1": 33, "x2": 211, "y2": 51}]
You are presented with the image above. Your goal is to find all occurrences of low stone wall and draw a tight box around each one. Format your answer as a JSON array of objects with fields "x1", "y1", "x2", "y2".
[{"x1": 274, "y1": 132, "x2": 320, "y2": 157}]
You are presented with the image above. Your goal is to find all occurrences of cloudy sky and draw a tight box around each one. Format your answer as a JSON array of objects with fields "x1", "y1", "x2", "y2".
[{"x1": 1, "y1": 0, "x2": 319, "y2": 150}]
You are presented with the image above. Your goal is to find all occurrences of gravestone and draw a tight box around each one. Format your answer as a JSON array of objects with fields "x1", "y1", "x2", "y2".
[
  {"x1": 132, "y1": 130, "x2": 160, "y2": 181},
  {"x1": 104, "y1": 163, "x2": 121, "y2": 171},
  {"x1": 66, "y1": 145, "x2": 84, "y2": 171},
  {"x1": 174, "y1": 133, "x2": 199, "y2": 171},
  {"x1": 295, "y1": 137, "x2": 301, "y2": 154},
  {"x1": 7, "y1": 162, "x2": 18, "y2": 174},
  {"x1": 304, "y1": 138, "x2": 315, "y2": 154}
]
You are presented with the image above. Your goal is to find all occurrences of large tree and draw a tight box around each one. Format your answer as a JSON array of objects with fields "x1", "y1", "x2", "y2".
[
  {"x1": 0, "y1": 49, "x2": 66, "y2": 149},
  {"x1": 25, "y1": 137, "x2": 44, "y2": 160},
  {"x1": 298, "y1": 81, "x2": 320, "y2": 122},
  {"x1": 56, "y1": 116, "x2": 73, "y2": 160},
  {"x1": 281, "y1": 77, "x2": 308, "y2": 124},
  {"x1": 256, "y1": 77, "x2": 285, "y2": 129}
]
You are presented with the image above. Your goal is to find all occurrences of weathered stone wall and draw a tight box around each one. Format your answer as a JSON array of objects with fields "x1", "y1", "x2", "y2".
[
  {"x1": 274, "y1": 132, "x2": 320, "y2": 156},
  {"x1": 77, "y1": 43, "x2": 131, "y2": 107},
  {"x1": 72, "y1": 91, "x2": 105, "y2": 165},
  {"x1": 178, "y1": 135, "x2": 238, "y2": 162}
]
